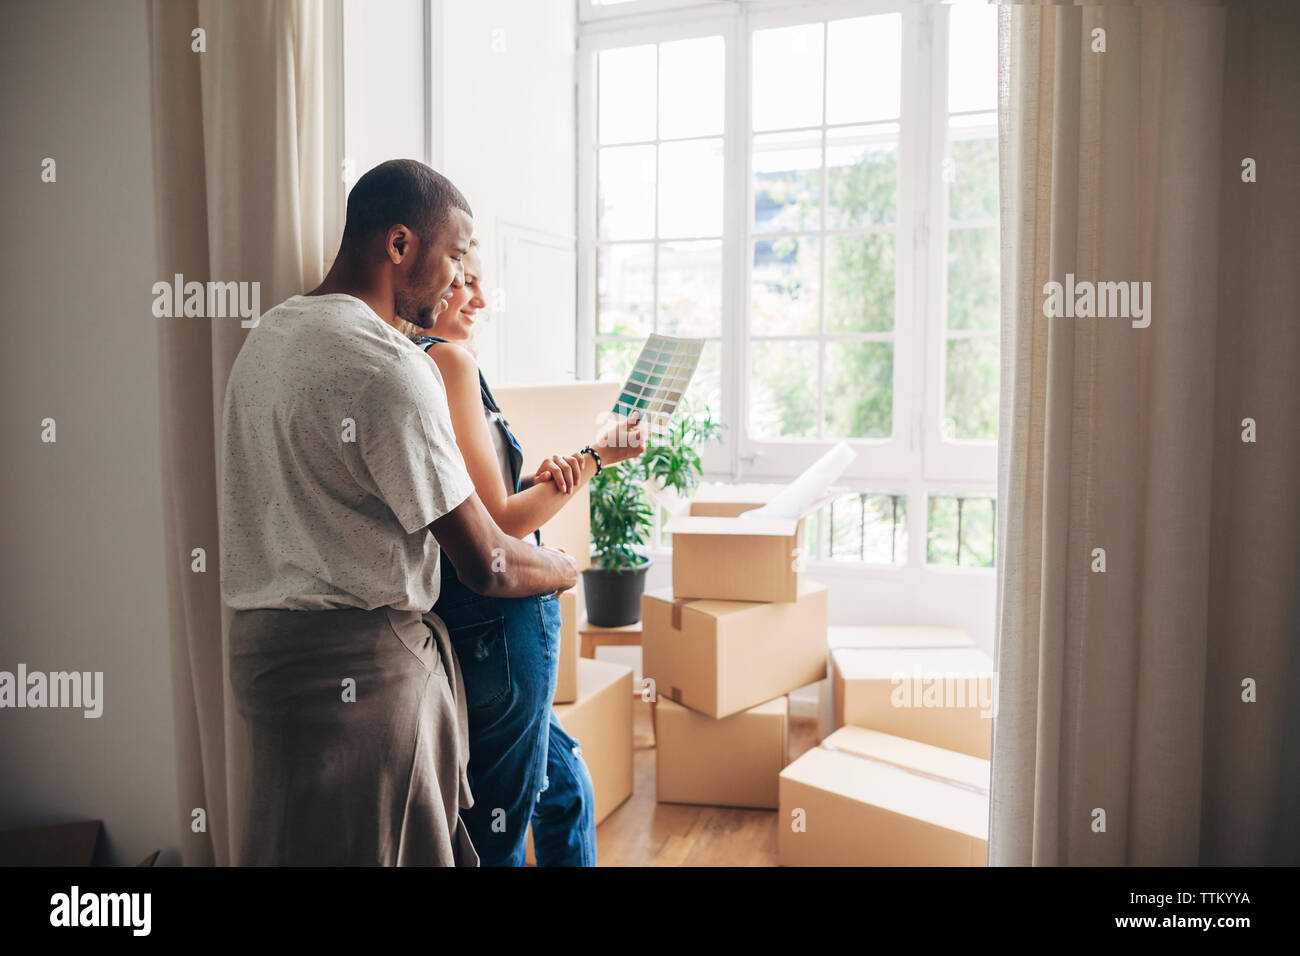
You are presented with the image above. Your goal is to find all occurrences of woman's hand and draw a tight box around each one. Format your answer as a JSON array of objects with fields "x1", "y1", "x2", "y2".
[
  {"x1": 532, "y1": 451, "x2": 586, "y2": 494},
  {"x1": 593, "y1": 409, "x2": 650, "y2": 466}
]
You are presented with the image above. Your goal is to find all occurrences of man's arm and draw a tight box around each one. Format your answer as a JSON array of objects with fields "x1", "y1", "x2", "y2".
[{"x1": 430, "y1": 490, "x2": 577, "y2": 598}]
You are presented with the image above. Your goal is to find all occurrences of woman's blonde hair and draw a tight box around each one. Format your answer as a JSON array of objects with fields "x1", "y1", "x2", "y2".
[{"x1": 395, "y1": 316, "x2": 425, "y2": 340}]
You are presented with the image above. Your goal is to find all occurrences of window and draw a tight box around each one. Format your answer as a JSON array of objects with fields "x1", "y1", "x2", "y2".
[
  {"x1": 749, "y1": 15, "x2": 902, "y2": 450},
  {"x1": 578, "y1": 1, "x2": 1000, "y2": 572},
  {"x1": 927, "y1": 0, "x2": 1000, "y2": 484},
  {"x1": 808, "y1": 490, "x2": 909, "y2": 566},
  {"x1": 927, "y1": 494, "x2": 996, "y2": 568},
  {"x1": 592, "y1": 36, "x2": 726, "y2": 421}
]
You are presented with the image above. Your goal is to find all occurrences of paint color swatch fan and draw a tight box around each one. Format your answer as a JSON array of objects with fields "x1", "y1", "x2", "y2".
[{"x1": 611, "y1": 334, "x2": 705, "y2": 428}]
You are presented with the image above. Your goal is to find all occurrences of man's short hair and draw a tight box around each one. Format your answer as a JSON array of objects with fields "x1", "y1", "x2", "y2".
[{"x1": 340, "y1": 159, "x2": 472, "y2": 252}]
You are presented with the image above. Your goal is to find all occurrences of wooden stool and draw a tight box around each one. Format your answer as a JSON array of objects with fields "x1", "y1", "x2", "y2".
[
  {"x1": 579, "y1": 618, "x2": 642, "y2": 659},
  {"x1": 578, "y1": 617, "x2": 657, "y2": 742}
]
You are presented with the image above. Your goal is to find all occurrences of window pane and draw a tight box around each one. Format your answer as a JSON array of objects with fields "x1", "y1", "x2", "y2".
[
  {"x1": 752, "y1": 23, "x2": 823, "y2": 132},
  {"x1": 927, "y1": 495, "x2": 995, "y2": 567},
  {"x1": 821, "y1": 491, "x2": 907, "y2": 564},
  {"x1": 927, "y1": 496, "x2": 959, "y2": 565},
  {"x1": 944, "y1": 335, "x2": 999, "y2": 441},
  {"x1": 750, "y1": 339, "x2": 818, "y2": 439},
  {"x1": 827, "y1": 493, "x2": 864, "y2": 560},
  {"x1": 824, "y1": 340, "x2": 892, "y2": 438},
  {"x1": 658, "y1": 36, "x2": 724, "y2": 140},
  {"x1": 596, "y1": 340, "x2": 642, "y2": 383},
  {"x1": 948, "y1": 3, "x2": 998, "y2": 114},
  {"x1": 826, "y1": 14, "x2": 901, "y2": 125},
  {"x1": 947, "y1": 134, "x2": 998, "y2": 221},
  {"x1": 598, "y1": 145, "x2": 655, "y2": 240},
  {"x1": 658, "y1": 240, "x2": 721, "y2": 337},
  {"x1": 599, "y1": 45, "x2": 656, "y2": 145},
  {"x1": 753, "y1": 130, "x2": 821, "y2": 233},
  {"x1": 946, "y1": 226, "x2": 999, "y2": 331},
  {"x1": 958, "y1": 497, "x2": 995, "y2": 567},
  {"x1": 752, "y1": 237, "x2": 820, "y2": 336},
  {"x1": 658, "y1": 138, "x2": 723, "y2": 238},
  {"x1": 825, "y1": 233, "x2": 894, "y2": 333},
  {"x1": 597, "y1": 243, "x2": 654, "y2": 337},
  {"x1": 683, "y1": 338, "x2": 722, "y2": 418},
  {"x1": 826, "y1": 125, "x2": 897, "y2": 228}
]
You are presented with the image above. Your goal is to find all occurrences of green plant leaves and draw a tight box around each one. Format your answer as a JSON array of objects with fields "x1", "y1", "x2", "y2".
[{"x1": 588, "y1": 404, "x2": 724, "y2": 571}]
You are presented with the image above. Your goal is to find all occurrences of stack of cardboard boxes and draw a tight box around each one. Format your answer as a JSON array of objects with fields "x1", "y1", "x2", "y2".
[
  {"x1": 781, "y1": 625, "x2": 997, "y2": 865},
  {"x1": 643, "y1": 485, "x2": 828, "y2": 811},
  {"x1": 644, "y1": 483, "x2": 998, "y2": 867}
]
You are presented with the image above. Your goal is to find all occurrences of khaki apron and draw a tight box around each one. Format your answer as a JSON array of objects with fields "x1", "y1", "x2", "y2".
[{"x1": 229, "y1": 606, "x2": 478, "y2": 866}]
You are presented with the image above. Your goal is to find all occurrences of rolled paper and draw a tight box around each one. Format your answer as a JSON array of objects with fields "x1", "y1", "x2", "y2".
[{"x1": 740, "y1": 441, "x2": 856, "y2": 521}]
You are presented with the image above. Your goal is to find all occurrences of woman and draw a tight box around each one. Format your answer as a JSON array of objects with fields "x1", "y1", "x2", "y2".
[{"x1": 413, "y1": 239, "x2": 646, "y2": 866}]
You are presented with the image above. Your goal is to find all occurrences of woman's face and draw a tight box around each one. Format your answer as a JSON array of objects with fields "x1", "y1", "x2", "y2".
[{"x1": 431, "y1": 245, "x2": 485, "y2": 342}]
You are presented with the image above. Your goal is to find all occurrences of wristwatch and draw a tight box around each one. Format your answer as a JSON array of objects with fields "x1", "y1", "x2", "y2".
[{"x1": 580, "y1": 445, "x2": 602, "y2": 475}]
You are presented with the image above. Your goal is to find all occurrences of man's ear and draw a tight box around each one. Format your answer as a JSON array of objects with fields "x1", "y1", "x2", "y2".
[{"x1": 386, "y1": 225, "x2": 412, "y2": 265}]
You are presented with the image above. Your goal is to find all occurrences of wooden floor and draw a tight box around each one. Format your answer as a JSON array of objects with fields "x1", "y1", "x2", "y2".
[{"x1": 592, "y1": 696, "x2": 819, "y2": 867}]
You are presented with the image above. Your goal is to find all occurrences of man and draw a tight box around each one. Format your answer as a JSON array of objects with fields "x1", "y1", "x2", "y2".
[{"x1": 219, "y1": 159, "x2": 576, "y2": 865}]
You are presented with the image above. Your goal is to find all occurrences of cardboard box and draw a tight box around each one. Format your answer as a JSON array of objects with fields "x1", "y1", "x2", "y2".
[
  {"x1": 642, "y1": 582, "x2": 828, "y2": 719},
  {"x1": 827, "y1": 646, "x2": 995, "y2": 758},
  {"x1": 492, "y1": 382, "x2": 621, "y2": 572},
  {"x1": 665, "y1": 514, "x2": 806, "y2": 602},
  {"x1": 656, "y1": 696, "x2": 789, "y2": 809},
  {"x1": 817, "y1": 626, "x2": 975, "y2": 740},
  {"x1": 688, "y1": 482, "x2": 787, "y2": 518},
  {"x1": 828, "y1": 625, "x2": 974, "y2": 650},
  {"x1": 779, "y1": 725, "x2": 989, "y2": 866},
  {"x1": 553, "y1": 588, "x2": 579, "y2": 704},
  {"x1": 0, "y1": 821, "x2": 102, "y2": 866},
  {"x1": 553, "y1": 657, "x2": 634, "y2": 826}
]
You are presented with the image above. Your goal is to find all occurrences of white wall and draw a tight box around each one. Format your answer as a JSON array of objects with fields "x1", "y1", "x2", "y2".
[
  {"x1": 342, "y1": 0, "x2": 428, "y2": 185},
  {"x1": 435, "y1": 0, "x2": 578, "y2": 386},
  {"x1": 0, "y1": 0, "x2": 180, "y2": 866},
  {"x1": 337, "y1": 0, "x2": 578, "y2": 386}
]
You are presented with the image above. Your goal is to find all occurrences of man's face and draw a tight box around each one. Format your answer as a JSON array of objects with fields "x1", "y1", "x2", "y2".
[{"x1": 395, "y1": 207, "x2": 474, "y2": 329}]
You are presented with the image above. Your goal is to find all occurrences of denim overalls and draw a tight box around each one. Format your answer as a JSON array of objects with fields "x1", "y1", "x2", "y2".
[{"x1": 416, "y1": 335, "x2": 597, "y2": 867}]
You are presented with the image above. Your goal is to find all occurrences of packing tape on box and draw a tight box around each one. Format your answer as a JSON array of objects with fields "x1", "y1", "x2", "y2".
[
  {"x1": 821, "y1": 741, "x2": 990, "y2": 797},
  {"x1": 671, "y1": 599, "x2": 688, "y2": 630}
]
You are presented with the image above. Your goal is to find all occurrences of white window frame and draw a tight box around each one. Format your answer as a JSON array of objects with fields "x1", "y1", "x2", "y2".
[
  {"x1": 578, "y1": 0, "x2": 733, "y2": 26},
  {"x1": 577, "y1": 0, "x2": 998, "y2": 573},
  {"x1": 923, "y1": 5, "x2": 998, "y2": 483}
]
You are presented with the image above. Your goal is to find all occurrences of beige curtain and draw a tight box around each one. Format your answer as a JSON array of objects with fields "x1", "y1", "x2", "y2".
[
  {"x1": 993, "y1": 0, "x2": 1300, "y2": 865},
  {"x1": 147, "y1": 0, "x2": 328, "y2": 865}
]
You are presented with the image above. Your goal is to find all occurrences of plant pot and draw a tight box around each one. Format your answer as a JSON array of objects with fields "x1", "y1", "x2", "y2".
[{"x1": 581, "y1": 556, "x2": 653, "y2": 628}]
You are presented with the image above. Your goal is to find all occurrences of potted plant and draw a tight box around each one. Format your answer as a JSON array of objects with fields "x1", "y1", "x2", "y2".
[{"x1": 583, "y1": 405, "x2": 723, "y2": 627}]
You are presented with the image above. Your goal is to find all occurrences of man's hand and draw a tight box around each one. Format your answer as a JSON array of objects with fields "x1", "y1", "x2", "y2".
[
  {"x1": 430, "y1": 491, "x2": 577, "y2": 599},
  {"x1": 539, "y1": 545, "x2": 579, "y2": 593},
  {"x1": 593, "y1": 409, "x2": 650, "y2": 467}
]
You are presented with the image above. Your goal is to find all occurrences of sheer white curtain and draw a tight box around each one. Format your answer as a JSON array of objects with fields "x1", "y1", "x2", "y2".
[
  {"x1": 992, "y1": 1, "x2": 1300, "y2": 865},
  {"x1": 147, "y1": 0, "x2": 328, "y2": 865}
]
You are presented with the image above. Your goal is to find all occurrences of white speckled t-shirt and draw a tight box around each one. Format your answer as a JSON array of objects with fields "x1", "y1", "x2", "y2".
[{"x1": 219, "y1": 293, "x2": 475, "y2": 611}]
